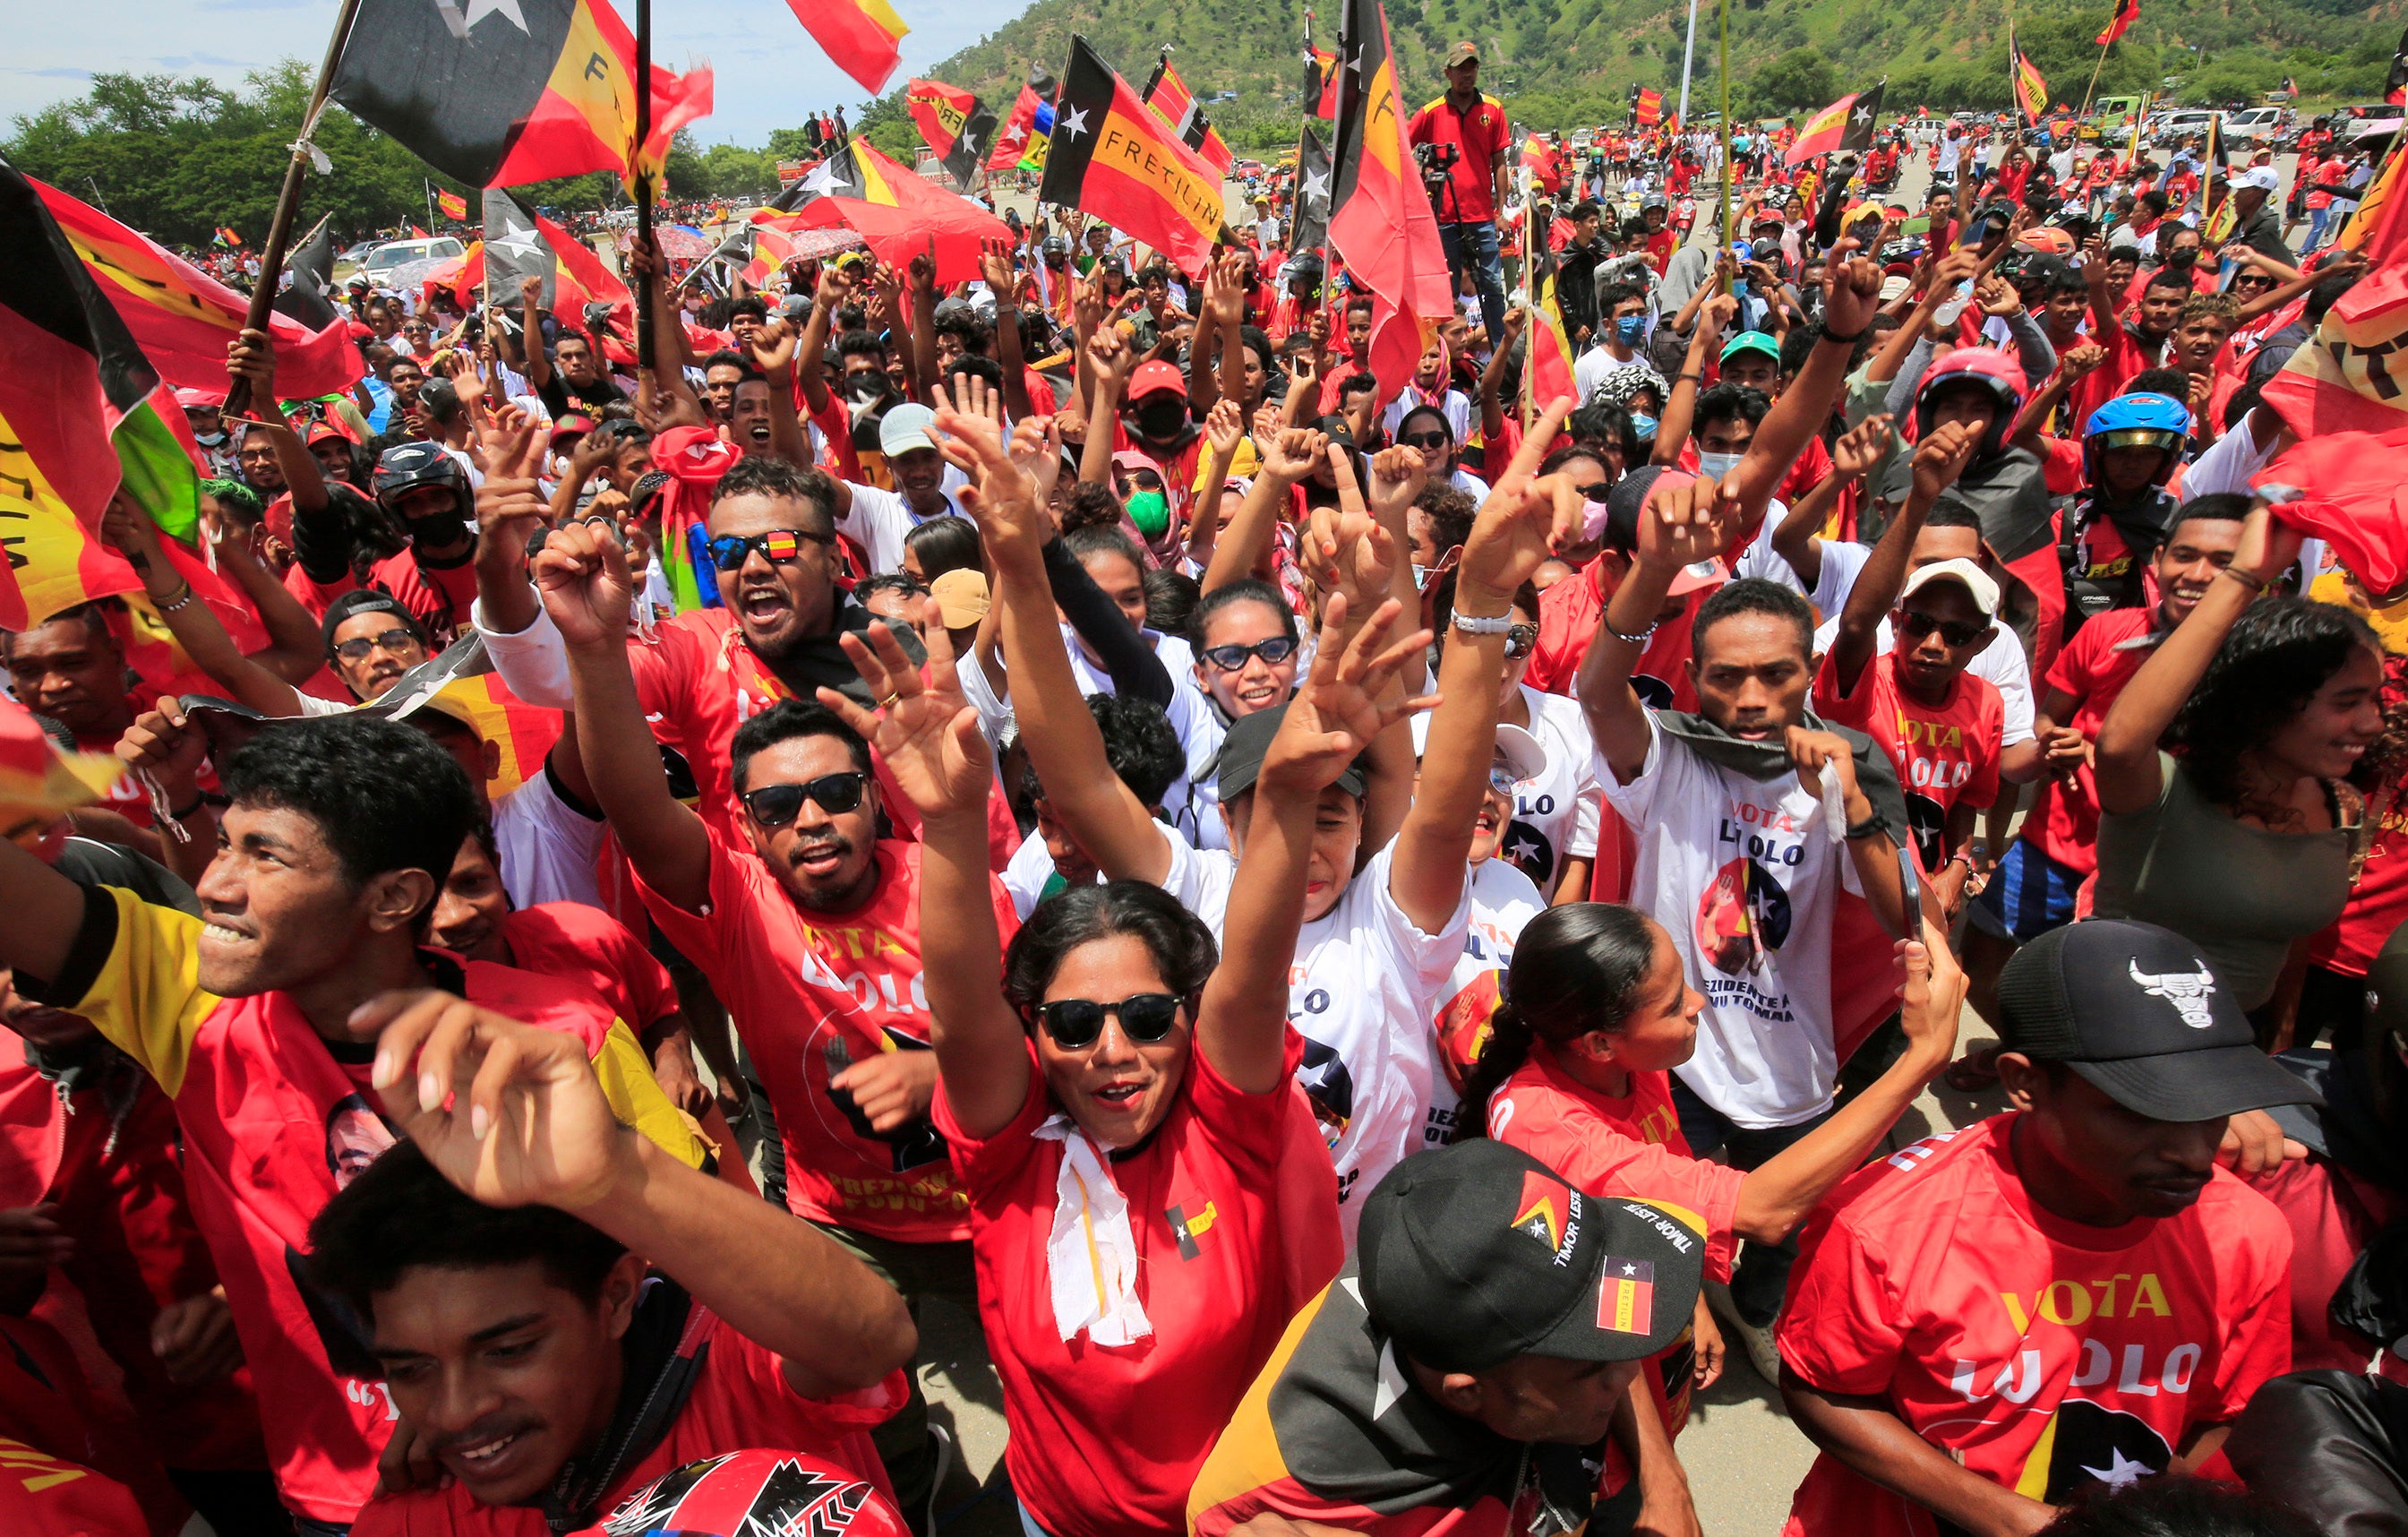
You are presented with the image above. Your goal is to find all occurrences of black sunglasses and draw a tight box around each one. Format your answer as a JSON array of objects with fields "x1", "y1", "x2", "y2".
[
  {"x1": 332, "y1": 627, "x2": 422, "y2": 663},
  {"x1": 740, "y1": 771, "x2": 870, "y2": 827},
  {"x1": 1572, "y1": 480, "x2": 1614, "y2": 502},
  {"x1": 1895, "y1": 608, "x2": 1989, "y2": 649},
  {"x1": 1034, "y1": 993, "x2": 1183, "y2": 1050},
  {"x1": 1400, "y1": 430, "x2": 1452, "y2": 451},
  {"x1": 707, "y1": 528, "x2": 834, "y2": 571},
  {"x1": 1200, "y1": 635, "x2": 1300, "y2": 673}
]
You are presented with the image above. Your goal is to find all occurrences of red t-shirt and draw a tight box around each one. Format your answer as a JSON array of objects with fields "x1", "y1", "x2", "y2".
[
  {"x1": 1529, "y1": 555, "x2": 1701, "y2": 712},
  {"x1": 499, "y1": 903, "x2": 681, "y2": 1033},
  {"x1": 0, "y1": 1434, "x2": 152, "y2": 1537},
  {"x1": 32, "y1": 888, "x2": 702, "y2": 1525},
  {"x1": 2069, "y1": 322, "x2": 2160, "y2": 428},
  {"x1": 1407, "y1": 95, "x2": 1510, "y2": 224},
  {"x1": 1813, "y1": 650, "x2": 2003, "y2": 872},
  {"x1": 348, "y1": 1304, "x2": 897, "y2": 1537},
  {"x1": 934, "y1": 1033, "x2": 1326, "y2": 1537},
  {"x1": 1487, "y1": 1049, "x2": 1744, "y2": 1442},
  {"x1": 0, "y1": 1314, "x2": 170, "y2": 1537},
  {"x1": 2030, "y1": 606, "x2": 2155, "y2": 874},
  {"x1": 2240, "y1": 1155, "x2": 2403, "y2": 1378},
  {"x1": 1778, "y1": 1116, "x2": 2292, "y2": 1537},
  {"x1": 639, "y1": 833, "x2": 1015, "y2": 1242}
]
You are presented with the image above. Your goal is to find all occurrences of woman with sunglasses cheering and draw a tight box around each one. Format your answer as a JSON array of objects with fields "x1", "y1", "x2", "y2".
[{"x1": 824, "y1": 403, "x2": 1435, "y2": 1537}]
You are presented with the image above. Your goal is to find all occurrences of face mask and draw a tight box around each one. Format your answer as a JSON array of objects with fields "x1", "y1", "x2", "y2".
[
  {"x1": 1696, "y1": 451, "x2": 1742, "y2": 479},
  {"x1": 1628, "y1": 413, "x2": 1658, "y2": 443},
  {"x1": 1615, "y1": 314, "x2": 1648, "y2": 345},
  {"x1": 2165, "y1": 247, "x2": 2198, "y2": 270},
  {"x1": 1125, "y1": 490, "x2": 1170, "y2": 537},
  {"x1": 849, "y1": 374, "x2": 889, "y2": 406},
  {"x1": 1134, "y1": 399, "x2": 1188, "y2": 441},
  {"x1": 406, "y1": 513, "x2": 467, "y2": 549},
  {"x1": 194, "y1": 430, "x2": 226, "y2": 447}
]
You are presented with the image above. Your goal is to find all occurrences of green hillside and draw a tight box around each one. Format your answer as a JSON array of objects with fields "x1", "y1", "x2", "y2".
[{"x1": 859, "y1": 0, "x2": 2401, "y2": 155}]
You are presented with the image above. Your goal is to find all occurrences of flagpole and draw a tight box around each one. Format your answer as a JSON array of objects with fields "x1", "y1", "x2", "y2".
[
  {"x1": 1521, "y1": 165, "x2": 1536, "y2": 435},
  {"x1": 1717, "y1": 0, "x2": 1731, "y2": 294},
  {"x1": 2077, "y1": 39, "x2": 2111, "y2": 119},
  {"x1": 635, "y1": 0, "x2": 656, "y2": 371},
  {"x1": 1676, "y1": 0, "x2": 1701, "y2": 133},
  {"x1": 223, "y1": 0, "x2": 368, "y2": 417}
]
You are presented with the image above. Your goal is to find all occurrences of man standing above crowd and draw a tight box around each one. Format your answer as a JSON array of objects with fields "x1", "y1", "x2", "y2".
[{"x1": 1409, "y1": 42, "x2": 1511, "y2": 348}]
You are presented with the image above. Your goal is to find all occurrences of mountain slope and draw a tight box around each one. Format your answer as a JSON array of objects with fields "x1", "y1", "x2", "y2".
[{"x1": 859, "y1": 0, "x2": 2395, "y2": 154}]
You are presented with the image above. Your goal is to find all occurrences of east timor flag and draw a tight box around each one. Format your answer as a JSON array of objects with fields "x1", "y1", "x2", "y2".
[
  {"x1": 329, "y1": 0, "x2": 711, "y2": 189},
  {"x1": 2096, "y1": 0, "x2": 2140, "y2": 47},
  {"x1": 1328, "y1": 0, "x2": 1450, "y2": 395},
  {"x1": 0, "y1": 155, "x2": 201, "y2": 623},
  {"x1": 1786, "y1": 83, "x2": 1884, "y2": 167},
  {"x1": 1041, "y1": 37, "x2": 1226, "y2": 276}
]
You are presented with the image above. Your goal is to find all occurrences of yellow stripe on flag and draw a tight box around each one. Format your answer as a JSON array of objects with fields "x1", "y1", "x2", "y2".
[
  {"x1": 854, "y1": 0, "x2": 908, "y2": 45},
  {"x1": 1097, "y1": 108, "x2": 1225, "y2": 242}
]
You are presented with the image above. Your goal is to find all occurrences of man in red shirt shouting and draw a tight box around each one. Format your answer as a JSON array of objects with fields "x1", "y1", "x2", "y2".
[{"x1": 1409, "y1": 42, "x2": 1512, "y2": 348}]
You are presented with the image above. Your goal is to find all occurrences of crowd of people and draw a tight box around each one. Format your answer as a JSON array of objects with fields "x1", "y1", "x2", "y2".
[{"x1": 6, "y1": 43, "x2": 2408, "y2": 1537}]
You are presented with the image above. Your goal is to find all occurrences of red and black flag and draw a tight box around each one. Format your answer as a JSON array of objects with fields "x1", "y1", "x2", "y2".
[
  {"x1": 2095, "y1": 0, "x2": 2139, "y2": 47},
  {"x1": 275, "y1": 217, "x2": 342, "y2": 331},
  {"x1": 2010, "y1": 31, "x2": 2048, "y2": 124},
  {"x1": 777, "y1": 135, "x2": 1015, "y2": 287},
  {"x1": 1633, "y1": 88, "x2": 1663, "y2": 128},
  {"x1": 989, "y1": 67, "x2": 1058, "y2": 171},
  {"x1": 1292, "y1": 121, "x2": 1333, "y2": 254},
  {"x1": 1785, "y1": 82, "x2": 1885, "y2": 166},
  {"x1": 1041, "y1": 37, "x2": 1227, "y2": 275},
  {"x1": 1143, "y1": 55, "x2": 1237, "y2": 176},
  {"x1": 328, "y1": 0, "x2": 711, "y2": 189},
  {"x1": 1306, "y1": 47, "x2": 1340, "y2": 118},
  {"x1": 905, "y1": 79, "x2": 999, "y2": 193},
  {"x1": 1327, "y1": 0, "x2": 1450, "y2": 394}
]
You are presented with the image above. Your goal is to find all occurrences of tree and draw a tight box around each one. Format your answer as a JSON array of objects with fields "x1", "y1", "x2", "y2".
[{"x1": 1752, "y1": 47, "x2": 1838, "y2": 111}]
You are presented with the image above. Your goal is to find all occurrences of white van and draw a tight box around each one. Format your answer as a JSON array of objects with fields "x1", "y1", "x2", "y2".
[
  {"x1": 360, "y1": 236, "x2": 466, "y2": 287},
  {"x1": 2224, "y1": 106, "x2": 2286, "y2": 143}
]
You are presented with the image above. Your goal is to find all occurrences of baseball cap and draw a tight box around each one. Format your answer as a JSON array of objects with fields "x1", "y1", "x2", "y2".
[
  {"x1": 549, "y1": 413, "x2": 596, "y2": 446},
  {"x1": 1598, "y1": 468, "x2": 1729, "y2": 595},
  {"x1": 1994, "y1": 919, "x2": 2322, "y2": 1122},
  {"x1": 176, "y1": 387, "x2": 221, "y2": 410},
  {"x1": 320, "y1": 589, "x2": 426, "y2": 653},
  {"x1": 2237, "y1": 166, "x2": 2282, "y2": 193},
  {"x1": 299, "y1": 421, "x2": 349, "y2": 449},
  {"x1": 1128, "y1": 359, "x2": 1187, "y2": 402},
  {"x1": 878, "y1": 403, "x2": 939, "y2": 459},
  {"x1": 1215, "y1": 700, "x2": 1367, "y2": 803},
  {"x1": 1878, "y1": 274, "x2": 1913, "y2": 303},
  {"x1": 1444, "y1": 40, "x2": 1479, "y2": 66},
  {"x1": 1356, "y1": 1139, "x2": 1707, "y2": 1374},
  {"x1": 1409, "y1": 712, "x2": 1550, "y2": 785},
  {"x1": 929, "y1": 569, "x2": 990, "y2": 629},
  {"x1": 1898, "y1": 556, "x2": 2000, "y2": 618},
  {"x1": 1720, "y1": 331, "x2": 1780, "y2": 365}
]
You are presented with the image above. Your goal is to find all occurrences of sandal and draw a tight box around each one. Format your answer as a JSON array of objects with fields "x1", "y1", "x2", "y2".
[{"x1": 1941, "y1": 1043, "x2": 2003, "y2": 1093}]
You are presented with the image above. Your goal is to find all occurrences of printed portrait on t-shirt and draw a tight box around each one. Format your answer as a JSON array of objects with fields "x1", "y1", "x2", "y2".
[
  {"x1": 1693, "y1": 857, "x2": 1792, "y2": 975},
  {"x1": 323, "y1": 1093, "x2": 398, "y2": 1191}
]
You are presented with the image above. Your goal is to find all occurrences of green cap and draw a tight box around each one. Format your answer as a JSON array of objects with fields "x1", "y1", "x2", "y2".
[{"x1": 1721, "y1": 331, "x2": 1780, "y2": 364}]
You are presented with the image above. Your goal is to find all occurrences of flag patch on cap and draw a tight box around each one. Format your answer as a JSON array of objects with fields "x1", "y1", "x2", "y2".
[
  {"x1": 1511, "y1": 1170, "x2": 1572, "y2": 1258},
  {"x1": 1598, "y1": 1257, "x2": 1656, "y2": 1335}
]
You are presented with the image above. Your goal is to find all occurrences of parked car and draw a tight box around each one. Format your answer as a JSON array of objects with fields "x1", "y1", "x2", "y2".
[
  {"x1": 2224, "y1": 106, "x2": 2287, "y2": 143},
  {"x1": 2150, "y1": 108, "x2": 2219, "y2": 147},
  {"x1": 359, "y1": 236, "x2": 465, "y2": 287},
  {"x1": 1231, "y1": 159, "x2": 1266, "y2": 181}
]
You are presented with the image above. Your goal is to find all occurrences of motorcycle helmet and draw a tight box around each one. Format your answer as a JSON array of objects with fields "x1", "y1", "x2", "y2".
[
  {"x1": 2080, "y1": 391, "x2": 2190, "y2": 487},
  {"x1": 590, "y1": 1450, "x2": 907, "y2": 1537},
  {"x1": 373, "y1": 441, "x2": 474, "y2": 525},
  {"x1": 1913, "y1": 347, "x2": 2028, "y2": 458}
]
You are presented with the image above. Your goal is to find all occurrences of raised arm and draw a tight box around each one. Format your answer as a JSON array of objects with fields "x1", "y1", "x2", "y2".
[
  {"x1": 365, "y1": 991, "x2": 914, "y2": 1397},
  {"x1": 1203, "y1": 427, "x2": 1323, "y2": 596},
  {"x1": 1578, "y1": 473, "x2": 1735, "y2": 783},
  {"x1": 99, "y1": 497, "x2": 304, "y2": 717},
  {"x1": 518, "y1": 277, "x2": 553, "y2": 394},
  {"x1": 1771, "y1": 414, "x2": 1890, "y2": 591},
  {"x1": 1651, "y1": 292, "x2": 1736, "y2": 468},
  {"x1": 227, "y1": 331, "x2": 328, "y2": 518},
  {"x1": 1723, "y1": 247, "x2": 1881, "y2": 522},
  {"x1": 981, "y1": 241, "x2": 1036, "y2": 425},
  {"x1": 537, "y1": 520, "x2": 713, "y2": 911},
  {"x1": 1480, "y1": 308, "x2": 1524, "y2": 445},
  {"x1": 2095, "y1": 504, "x2": 2296, "y2": 816},
  {"x1": 745, "y1": 316, "x2": 814, "y2": 468},
  {"x1": 2006, "y1": 344, "x2": 2105, "y2": 454}
]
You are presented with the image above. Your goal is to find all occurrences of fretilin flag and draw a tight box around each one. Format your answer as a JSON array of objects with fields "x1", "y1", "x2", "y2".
[
  {"x1": 1143, "y1": 56, "x2": 1236, "y2": 175},
  {"x1": 1291, "y1": 122, "x2": 1333, "y2": 254},
  {"x1": 1327, "y1": 0, "x2": 1450, "y2": 395},
  {"x1": 0, "y1": 155, "x2": 202, "y2": 629},
  {"x1": 1306, "y1": 47, "x2": 1340, "y2": 118},
  {"x1": 435, "y1": 187, "x2": 470, "y2": 220},
  {"x1": 2010, "y1": 32, "x2": 2048, "y2": 124},
  {"x1": 328, "y1": 0, "x2": 711, "y2": 189},
  {"x1": 1786, "y1": 83, "x2": 1885, "y2": 167},
  {"x1": 783, "y1": 0, "x2": 908, "y2": 95},
  {"x1": 483, "y1": 188, "x2": 555, "y2": 308},
  {"x1": 1042, "y1": 37, "x2": 1226, "y2": 275},
  {"x1": 906, "y1": 79, "x2": 998, "y2": 192},
  {"x1": 1633, "y1": 88, "x2": 1663, "y2": 128},
  {"x1": 989, "y1": 69, "x2": 1058, "y2": 171},
  {"x1": 275, "y1": 217, "x2": 342, "y2": 331},
  {"x1": 2265, "y1": 156, "x2": 2408, "y2": 437},
  {"x1": 2096, "y1": 0, "x2": 2139, "y2": 46}
]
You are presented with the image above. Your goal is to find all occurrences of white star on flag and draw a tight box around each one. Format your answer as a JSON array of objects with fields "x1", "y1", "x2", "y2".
[
  {"x1": 1001, "y1": 123, "x2": 1026, "y2": 149},
  {"x1": 1303, "y1": 167, "x2": 1330, "y2": 202},
  {"x1": 801, "y1": 160, "x2": 845, "y2": 197},
  {"x1": 460, "y1": 0, "x2": 529, "y2": 32},
  {"x1": 1058, "y1": 104, "x2": 1091, "y2": 141},
  {"x1": 1852, "y1": 103, "x2": 1873, "y2": 123},
  {"x1": 492, "y1": 216, "x2": 545, "y2": 269},
  {"x1": 1621, "y1": 1262, "x2": 1638, "y2": 1275},
  {"x1": 959, "y1": 130, "x2": 981, "y2": 157},
  {"x1": 2078, "y1": 1448, "x2": 2153, "y2": 1490}
]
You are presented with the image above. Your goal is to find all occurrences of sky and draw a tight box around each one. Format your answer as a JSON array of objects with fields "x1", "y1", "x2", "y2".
[{"x1": 4, "y1": 0, "x2": 1020, "y2": 147}]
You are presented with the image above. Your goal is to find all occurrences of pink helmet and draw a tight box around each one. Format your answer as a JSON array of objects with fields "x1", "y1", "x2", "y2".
[{"x1": 1914, "y1": 347, "x2": 2028, "y2": 457}]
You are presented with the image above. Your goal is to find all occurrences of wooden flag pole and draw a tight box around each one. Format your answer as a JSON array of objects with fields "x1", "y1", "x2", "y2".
[
  {"x1": 224, "y1": 0, "x2": 367, "y2": 417},
  {"x1": 1521, "y1": 164, "x2": 1536, "y2": 434},
  {"x1": 1717, "y1": 0, "x2": 1732, "y2": 295},
  {"x1": 635, "y1": 0, "x2": 656, "y2": 370},
  {"x1": 2077, "y1": 39, "x2": 2112, "y2": 119}
]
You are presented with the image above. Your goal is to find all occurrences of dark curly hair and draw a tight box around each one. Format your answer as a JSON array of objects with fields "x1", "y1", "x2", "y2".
[
  {"x1": 2168, "y1": 596, "x2": 2383, "y2": 813},
  {"x1": 1002, "y1": 880, "x2": 1217, "y2": 1035}
]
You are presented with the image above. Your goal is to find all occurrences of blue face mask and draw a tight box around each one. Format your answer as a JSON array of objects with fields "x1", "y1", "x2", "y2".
[
  {"x1": 1696, "y1": 451, "x2": 1743, "y2": 479},
  {"x1": 1615, "y1": 314, "x2": 1648, "y2": 345},
  {"x1": 1629, "y1": 412, "x2": 1658, "y2": 443}
]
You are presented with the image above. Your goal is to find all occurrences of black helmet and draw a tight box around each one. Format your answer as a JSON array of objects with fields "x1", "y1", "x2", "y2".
[{"x1": 373, "y1": 441, "x2": 472, "y2": 524}]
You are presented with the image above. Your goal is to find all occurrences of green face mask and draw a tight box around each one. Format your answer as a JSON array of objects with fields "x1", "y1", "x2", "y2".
[{"x1": 1126, "y1": 489, "x2": 1170, "y2": 537}]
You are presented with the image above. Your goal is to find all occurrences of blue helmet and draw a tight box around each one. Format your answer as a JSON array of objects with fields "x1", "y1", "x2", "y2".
[{"x1": 2082, "y1": 391, "x2": 2190, "y2": 488}]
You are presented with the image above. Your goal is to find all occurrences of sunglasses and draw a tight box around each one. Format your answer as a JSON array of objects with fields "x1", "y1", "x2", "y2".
[
  {"x1": 1571, "y1": 481, "x2": 1614, "y2": 502},
  {"x1": 708, "y1": 528, "x2": 834, "y2": 571},
  {"x1": 1894, "y1": 608, "x2": 1989, "y2": 648},
  {"x1": 1200, "y1": 635, "x2": 1299, "y2": 673},
  {"x1": 1487, "y1": 763, "x2": 1524, "y2": 795},
  {"x1": 1034, "y1": 992, "x2": 1182, "y2": 1050},
  {"x1": 332, "y1": 627, "x2": 422, "y2": 662},
  {"x1": 1504, "y1": 623, "x2": 1539, "y2": 661},
  {"x1": 1400, "y1": 430, "x2": 1452, "y2": 451},
  {"x1": 739, "y1": 771, "x2": 870, "y2": 827}
]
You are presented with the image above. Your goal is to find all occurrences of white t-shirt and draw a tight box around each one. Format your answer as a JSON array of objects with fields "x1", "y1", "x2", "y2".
[
  {"x1": 1599, "y1": 712, "x2": 1864, "y2": 1129},
  {"x1": 1812, "y1": 613, "x2": 2035, "y2": 748},
  {"x1": 837, "y1": 480, "x2": 968, "y2": 577},
  {"x1": 1157, "y1": 830, "x2": 1470, "y2": 1241},
  {"x1": 1001, "y1": 824, "x2": 1067, "y2": 921},
  {"x1": 1734, "y1": 513, "x2": 1869, "y2": 620},
  {"x1": 1448, "y1": 467, "x2": 1491, "y2": 509},
  {"x1": 1063, "y1": 627, "x2": 1229, "y2": 852},
  {"x1": 1435, "y1": 857, "x2": 1547, "y2": 1094},
  {"x1": 1501, "y1": 685, "x2": 1605, "y2": 893},
  {"x1": 491, "y1": 762, "x2": 610, "y2": 911}
]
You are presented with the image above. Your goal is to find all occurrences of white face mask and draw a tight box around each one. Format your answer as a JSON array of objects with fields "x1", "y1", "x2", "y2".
[
  {"x1": 1696, "y1": 451, "x2": 1743, "y2": 479},
  {"x1": 194, "y1": 430, "x2": 227, "y2": 447}
]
